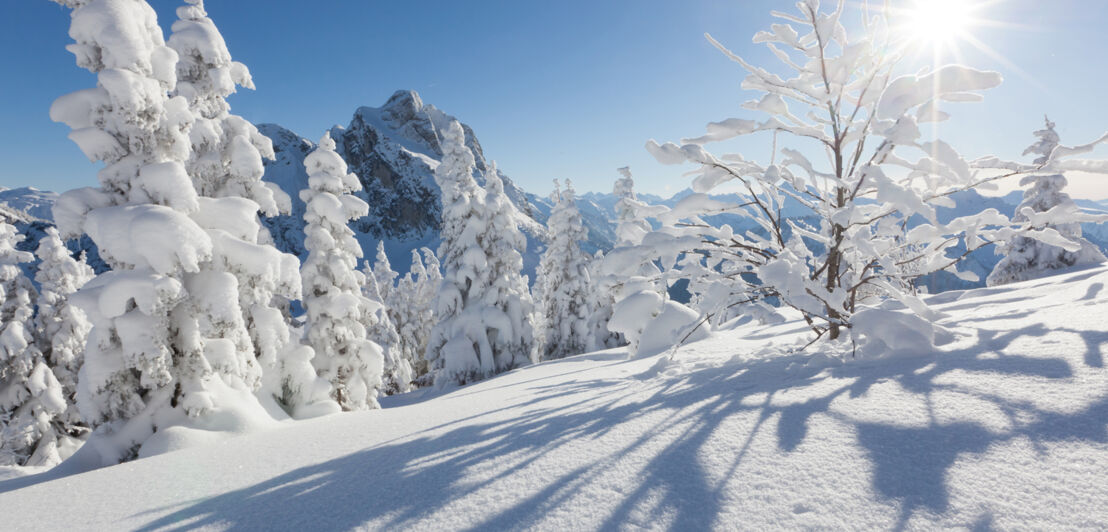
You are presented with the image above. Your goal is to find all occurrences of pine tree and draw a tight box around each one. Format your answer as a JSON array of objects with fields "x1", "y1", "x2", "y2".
[
  {"x1": 372, "y1": 241, "x2": 398, "y2": 305},
  {"x1": 396, "y1": 248, "x2": 439, "y2": 381},
  {"x1": 0, "y1": 223, "x2": 67, "y2": 466},
  {"x1": 361, "y1": 262, "x2": 411, "y2": 395},
  {"x1": 33, "y1": 228, "x2": 93, "y2": 439},
  {"x1": 585, "y1": 249, "x2": 623, "y2": 351},
  {"x1": 168, "y1": 0, "x2": 329, "y2": 417},
  {"x1": 536, "y1": 180, "x2": 592, "y2": 360},
  {"x1": 425, "y1": 122, "x2": 534, "y2": 385},
  {"x1": 49, "y1": 0, "x2": 259, "y2": 458},
  {"x1": 987, "y1": 117, "x2": 1107, "y2": 286},
  {"x1": 301, "y1": 132, "x2": 383, "y2": 410}
]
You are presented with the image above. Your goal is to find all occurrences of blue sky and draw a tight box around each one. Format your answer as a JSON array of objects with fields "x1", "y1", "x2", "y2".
[{"x1": 3, "y1": 0, "x2": 1107, "y2": 199}]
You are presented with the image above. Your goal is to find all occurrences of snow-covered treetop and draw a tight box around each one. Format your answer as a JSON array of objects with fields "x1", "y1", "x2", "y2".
[
  {"x1": 168, "y1": 0, "x2": 253, "y2": 118},
  {"x1": 1022, "y1": 116, "x2": 1059, "y2": 167}
]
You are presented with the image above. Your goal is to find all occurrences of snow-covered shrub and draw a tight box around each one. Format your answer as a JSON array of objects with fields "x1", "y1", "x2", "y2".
[
  {"x1": 0, "y1": 223, "x2": 67, "y2": 466},
  {"x1": 987, "y1": 117, "x2": 1107, "y2": 286},
  {"x1": 167, "y1": 0, "x2": 329, "y2": 418},
  {"x1": 535, "y1": 180, "x2": 592, "y2": 360},
  {"x1": 361, "y1": 262, "x2": 411, "y2": 395},
  {"x1": 300, "y1": 132, "x2": 383, "y2": 410},
  {"x1": 33, "y1": 228, "x2": 93, "y2": 439},
  {"x1": 621, "y1": 1, "x2": 1108, "y2": 355},
  {"x1": 425, "y1": 122, "x2": 535, "y2": 386}
]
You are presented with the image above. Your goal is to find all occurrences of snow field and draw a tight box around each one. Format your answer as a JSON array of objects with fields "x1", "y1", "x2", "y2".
[{"x1": 1, "y1": 265, "x2": 1106, "y2": 530}]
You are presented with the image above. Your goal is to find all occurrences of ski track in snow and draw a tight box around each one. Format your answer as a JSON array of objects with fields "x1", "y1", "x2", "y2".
[{"x1": 1, "y1": 266, "x2": 1108, "y2": 530}]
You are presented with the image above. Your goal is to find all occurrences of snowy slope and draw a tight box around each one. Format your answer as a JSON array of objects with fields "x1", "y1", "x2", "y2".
[{"x1": 3, "y1": 265, "x2": 1108, "y2": 530}]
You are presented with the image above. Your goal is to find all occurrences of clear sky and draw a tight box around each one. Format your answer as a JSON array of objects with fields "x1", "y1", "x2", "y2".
[{"x1": 2, "y1": 0, "x2": 1107, "y2": 199}]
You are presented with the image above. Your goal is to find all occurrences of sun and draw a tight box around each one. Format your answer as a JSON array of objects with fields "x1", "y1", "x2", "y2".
[{"x1": 906, "y1": 0, "x2": 973, "y2": 47}]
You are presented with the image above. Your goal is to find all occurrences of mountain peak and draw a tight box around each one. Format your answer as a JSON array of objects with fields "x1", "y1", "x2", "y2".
[{"x1": 380, "y1": 90, "x2": 425, "y2": 128}]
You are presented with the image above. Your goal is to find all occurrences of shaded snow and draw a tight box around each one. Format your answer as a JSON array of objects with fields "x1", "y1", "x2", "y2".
[{"x1": 2, "y1": 265, "x2": 1108, "y2": 529}]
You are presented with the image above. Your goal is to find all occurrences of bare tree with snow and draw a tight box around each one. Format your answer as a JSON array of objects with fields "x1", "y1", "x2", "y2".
[
  {"x1": 300, "y1": 132, "x2": 383, "y2": 410},
  {"x1": 536, "y1": 180, "x2": 592, "y2": 360},
  {"x1": 0, "y1": 224, "x2": 67, "y2": 466},
  {"x1": 617, "y1": 1, "x2": 1108, "y2": 356},
  {"x1": 987, "y1": 117, "x2": 1107, "y2": 286}
]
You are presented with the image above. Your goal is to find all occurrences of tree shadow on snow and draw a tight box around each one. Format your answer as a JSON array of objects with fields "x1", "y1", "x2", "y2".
[{"x1": 128, "y1": 289, "x2": 1107, "y2": 530}]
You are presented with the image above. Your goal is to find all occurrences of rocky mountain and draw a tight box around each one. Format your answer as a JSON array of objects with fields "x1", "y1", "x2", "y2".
[{"x1": 257, "y1": 90, "x2": 614, "y2": 280}]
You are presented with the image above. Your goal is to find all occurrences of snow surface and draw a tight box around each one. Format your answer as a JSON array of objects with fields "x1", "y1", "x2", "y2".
[{"x1": 2, "y1": 265, "x2": 1108, "y2": 529}]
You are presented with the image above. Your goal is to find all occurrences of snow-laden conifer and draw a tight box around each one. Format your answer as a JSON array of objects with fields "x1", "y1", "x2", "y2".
[
  {"x1": 425, "y1": 122, "x2": 534, "y2": 385},
  {"x1": 585, "y1": 249, "x2": 622, "y2": 351},
  {"x1": 535, "y1": 180, "x2": 592, "y2": 360},
  {"x1": 987, "y1": 117, "x2": 1107, "y2": 286},
  {"x1": 167, "y1": 0, "x2": 329, "y2": 417},
  {"x1": 0, "y1": 223, "x2": 67, "y2": 466},
  {"x1": 594, "y1": 168, "x2": 666, "y2": 353},
  {"x1": 33, "y1": 228, "x2": 93, "y2": 437},
  {"x1": 398, "y1": 248, "x2": 440, "y2": 381},
  {"x1": 301, "y1": 132, "x2": 383, "y2": 410},
  {"x1": 372, "y1": 241, "x2": 398, "y2": 305},
  {"x1": 48, "y1": 0, "x2": 276, "y2": 459},
  {"x1": 361, "y1": 262, "x2": 411, "y2": 395}
]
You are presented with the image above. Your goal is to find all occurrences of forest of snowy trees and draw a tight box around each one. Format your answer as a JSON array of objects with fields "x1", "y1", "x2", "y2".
[{"x1": 0, "y1": 0, "x2": 1105, "y2": 475}]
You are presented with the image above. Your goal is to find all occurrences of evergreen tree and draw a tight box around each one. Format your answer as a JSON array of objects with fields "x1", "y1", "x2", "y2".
[
  {"x1": 168, "y1": 0, "x2": 329, "y2": 417},
  {"x1": 396, "y1": 248, "x2": 439, "y2": 381},
  {"x1": 50, "y1": 0, "x2": 262, "y2": 459},
  {"x1": 301, "y1": 132, "x2": 383, "y2": 410},
  {"x1": 536, "y1": 180, "x2": 592, "y2": 360},
  {"x1": 425, "y1": 122, "x2": 534, "y2": 385},
  {"x1": 33, "y1": 228, "x2": 93, "y2": 438},
  {"x1": 0, "y1": 223, "x2": 66, "y2": 466},
  {"x1": 372, "y1": 241, "x2": 398, "y2": 305},
  {"x1": 987, "y1": 117, "x2": 1107, "y2": 286},
  {"x1": 361, "y1": 263, "x2": 411, "y2": 395}
]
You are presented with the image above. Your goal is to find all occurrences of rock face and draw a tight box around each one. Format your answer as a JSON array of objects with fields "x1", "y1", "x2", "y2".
[{"x1": 258, "y1": 90, "x2": 553, "y2": 279}]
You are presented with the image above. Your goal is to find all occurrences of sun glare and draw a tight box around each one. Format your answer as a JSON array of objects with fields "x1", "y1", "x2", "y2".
[{"x1": 906, "y1": 0, "x2": 973, "y2": 48}]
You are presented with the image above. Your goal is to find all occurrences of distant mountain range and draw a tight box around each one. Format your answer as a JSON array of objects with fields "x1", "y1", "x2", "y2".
[{"x1": 1, "y1": 89, "x2": 1106, "y2": 293}]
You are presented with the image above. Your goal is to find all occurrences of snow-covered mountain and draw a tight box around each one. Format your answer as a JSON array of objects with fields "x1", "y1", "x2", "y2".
[
  {"x1": 257, "y1": 90, "x2": 567, "y2": 280},
  {"x1": 4, "y1": 265, "x2": 1108, "y2": 529}
]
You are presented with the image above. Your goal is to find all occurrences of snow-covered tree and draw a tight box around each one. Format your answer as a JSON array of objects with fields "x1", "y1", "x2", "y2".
[
  {"x1": 167, "y1": 0, "x2": 330, "y2": 418},
  {"x1": 372, "y1": 241, "x2": 398, "y2": 304},
  {"x1": 585, "y1": 249, "x2": 622, "y2": 351},
  {"x1": 301, "y1": 132, "x2": 383, "y2": 410},
  {"x1": 33, "y1": 228, "x2": 93, "y2": 438},
  {"x1": 0, "y1": 223, "x2": 67, "y2": 466},
  {"x1": 398, "y1": 248, "x2": 440, "y2": 381},
  {"x1": 987, "y1": 117, "x2": 1107, "y2": 286},
  {"x1": 49, "y1": 0, "x2": 273, "y2": 460},
  {"x1": 425, "y1": 122, "x2": 535, "y2": 385},
  {"x1": 361, "y1": 262, "x2": 411, "y2": 395},
  {"x1": 535, "y1": 180, "x2": 592, "y2": 360},
  {"x1": 592, "y1": 168, "x2": 666, "y2": 353},
  {"x1": 616, "y1": 1, "x2": 1108, "y2": 356}
]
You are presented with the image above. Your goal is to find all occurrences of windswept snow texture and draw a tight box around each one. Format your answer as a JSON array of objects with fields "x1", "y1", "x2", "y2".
[{"x1": 3, "y1": 265, "x2": 1108, "y2": 529}]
